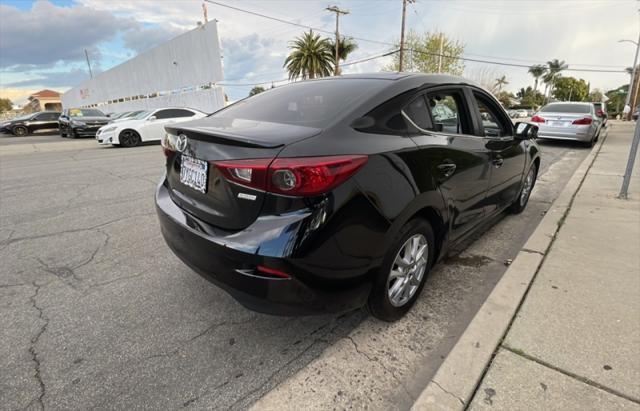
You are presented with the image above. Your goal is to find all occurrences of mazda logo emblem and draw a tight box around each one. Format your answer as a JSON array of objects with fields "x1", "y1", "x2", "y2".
[{"x1": 176, "y1": 134, "x2": 188, "y2": 152}]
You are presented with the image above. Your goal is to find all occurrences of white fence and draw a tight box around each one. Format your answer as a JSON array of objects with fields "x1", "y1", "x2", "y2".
[{"x1": 62, "y1": 20, "x2": 225, "y2": 114}]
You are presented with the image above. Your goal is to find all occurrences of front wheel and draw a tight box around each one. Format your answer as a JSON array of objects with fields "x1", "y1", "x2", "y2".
[
  {"x1": 367, "y1": 218, "x2": 435, "y2": 322},
  {"x1": 119, "y1": 130, "x2": 141, "y2": 147},
  {"x1": 13, "y1": 126, "x2": 28, "y2": 137},
  {"x1": 509, "y1": 163, "x2": 538, "y2": 214}
]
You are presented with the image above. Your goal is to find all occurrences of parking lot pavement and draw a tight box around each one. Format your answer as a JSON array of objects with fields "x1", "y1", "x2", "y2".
[{"x1": 0, "y1": 135, "x2": 591, "y2": 409}]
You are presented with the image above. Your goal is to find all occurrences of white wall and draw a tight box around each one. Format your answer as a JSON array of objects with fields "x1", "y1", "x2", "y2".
[{"x1": 62, "y1": 20, "x2": 224, "y2": 113}]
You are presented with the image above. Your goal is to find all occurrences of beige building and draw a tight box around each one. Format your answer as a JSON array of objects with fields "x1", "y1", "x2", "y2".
[{"x1": 25, "y1": 89, "x2": 62, "y2": 112}]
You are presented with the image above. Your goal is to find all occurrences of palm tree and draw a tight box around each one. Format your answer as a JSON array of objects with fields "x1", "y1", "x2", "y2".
[
  {"x1": 327, "y1": 37, "x2": 358, "y2": 75},
  {"x1": 528, "y1": 65, "x2": 547, "y2": 92},
  {"x1": 544, "y1": 59, "x2": 568, "y2": 101},
  {"x1": 284, "y1": 30, "x2": 334, "y2": 80},
  {"x1": 495, "y1": 75, "x2": 509, "y2": 92}
]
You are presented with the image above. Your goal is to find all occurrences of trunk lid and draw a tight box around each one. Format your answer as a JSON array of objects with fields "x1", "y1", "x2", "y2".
[{"x1": 165, "y1": 118, "x2": 321, "y2": 230}]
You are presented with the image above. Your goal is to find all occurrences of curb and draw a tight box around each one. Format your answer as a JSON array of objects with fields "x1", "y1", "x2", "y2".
[{"x1": 410, "y1": 129, "x2": 609, "y2": 410}]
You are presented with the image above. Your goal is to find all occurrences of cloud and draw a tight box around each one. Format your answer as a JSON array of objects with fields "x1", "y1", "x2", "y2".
[
  {"x1": 0, "y1": 0, "x2": 136, "y2": 68},
  {"x1": 122, "y1": 25, "x2": 187, "y2": 54},
  {"x1": 4, "y1": 68, "x2": 92, "y2": 88}
]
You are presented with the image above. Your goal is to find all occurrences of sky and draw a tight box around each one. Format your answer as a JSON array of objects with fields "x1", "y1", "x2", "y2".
[{"x1": 0, "y1": 0, "x2": 638, "y2": 105}]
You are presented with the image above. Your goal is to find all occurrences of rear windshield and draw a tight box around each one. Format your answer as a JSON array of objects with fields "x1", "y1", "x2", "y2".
[
  {"x1": 212, "y1": 79, "x2": 387, "y2": 128},
  {"x1": 540, "y1": 104, "x2": 590, "y2": 114}
]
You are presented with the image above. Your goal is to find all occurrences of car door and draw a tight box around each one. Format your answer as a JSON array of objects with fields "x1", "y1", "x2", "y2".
[
  {"x1": 28, "y1": 113, "x2": 50, "y2": 133},
  {"x1": 138, "y1": 109, "x2": 175, "y2": 141},
  {"x1": 42, "y1": 112, "x2": 60, "y2": 130},
  {"x1": 469, "y1": 89, "x2": 525, "y2": 213},
  {"x1": 166, "y1": 108, "x2": 200, "y2": 125},
  {"x1": 405, "y1": 86, "x2": 492, "y2": 241}
]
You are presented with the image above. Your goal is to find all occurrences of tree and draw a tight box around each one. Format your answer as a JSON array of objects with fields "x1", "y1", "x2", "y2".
[
  {"x1": 495, "y1": 75, "x2": 509, "y2": 92},
  {"x1": 605, "y1": 85, "x2": 628, "y2": 116},
  {"x1": 552, "y1": 77, "x2": 589, "y2": 101},
  {"x1": 543, "y1": 59, "x2": 568, "y2": 101},
  {"x1": 387, "y1": 30, "x2": 464, "y2": 75},
  {"x1": 249, "y1": 86, "x2": 265, "y2": 97},
  {"x1": 327, "y1": 37, "x2": 358, "y2": 75},
  {"x1": 516, "y1": 86, "x2": 545, "y2": 108},
  {"x1": 0, "y1": 98, "x2": 13, "y2": 113},
  {"x1": 588, "y1": 89, "x2": 604, "y2": 102},
  {"x1": 496, "y1": 91, "x2": 515, "y2": 107},
  {"x1": 284, "y1": 30, "x2": 334, "y2": 80},
  {"x1": 528, "y1": 65, "x2": 547, "y2": 92}
]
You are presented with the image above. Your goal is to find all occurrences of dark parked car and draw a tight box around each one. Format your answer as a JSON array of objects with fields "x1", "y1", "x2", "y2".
[
  {"x1": 3, "y1": 111, "x2": 61, "y2": 136},
  {"x1": 59, "y1": 108, "x2": 109, "y2": 138},
  {"x1": 156, "y1": 73, "x2": 540, "y2": 321}
]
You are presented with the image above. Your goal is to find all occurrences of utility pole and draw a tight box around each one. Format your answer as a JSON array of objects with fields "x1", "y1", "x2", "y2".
[
  {"x1": 621, "y1": 34, "x2": 640, "y2": 120},
  {"x1": 399, "y1": 0, "x2": 412, "y2": 72},
  {"x1": 84, "y1": 49, "x2": 93, "y2": 79},
  {"x1": 437, "y1": 33, "x2": 444, "y2": 73},
  {"x1": 326, "y1": 6, "x2": 349, "y2": 76},
  {"x1": 202, "y1": 2, "x2": 208, "y2": 23}
]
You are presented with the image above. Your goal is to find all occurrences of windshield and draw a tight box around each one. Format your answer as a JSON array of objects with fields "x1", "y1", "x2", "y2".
[
  {"x1": 211, "y1": 79, "x2": 388, "y2": 128},
  {"x1": 540, "y1": 104, "x2": 590, "y2": 114},
  {"x1": 133, "y1": 111, "x2": 152, "y2": 120},
  {"x1": 125, "y1": 110, "x2": 144, "y2": 118},
  {"x1": 69, "y1": 108, "x2": 105, "y2": 117}
]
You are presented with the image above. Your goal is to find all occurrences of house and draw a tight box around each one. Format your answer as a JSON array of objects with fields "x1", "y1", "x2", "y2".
[{"x1": 25, "y1": 90, "x2": 62, "y2": 112}]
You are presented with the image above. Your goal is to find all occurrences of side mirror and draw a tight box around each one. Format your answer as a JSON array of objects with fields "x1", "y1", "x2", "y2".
[
  {"x1": 147, "y1": 116, "x2": 157, "y2": 121},
  {"x1": 515, "y1": 122, "x2": 538, "y2": 140}
]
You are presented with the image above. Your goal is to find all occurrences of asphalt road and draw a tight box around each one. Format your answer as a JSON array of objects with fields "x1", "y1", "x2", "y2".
[{"x1": 0, "y1": 132, "x2": 591, "y2": 410}]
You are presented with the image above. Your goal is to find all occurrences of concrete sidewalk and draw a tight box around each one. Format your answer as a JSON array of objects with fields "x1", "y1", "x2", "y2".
[{"x1": 468, "y1": 122, "x2": 640, "y2": 410}]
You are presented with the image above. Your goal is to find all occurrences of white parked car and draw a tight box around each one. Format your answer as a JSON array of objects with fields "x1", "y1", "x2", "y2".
[{"x1": 96, "y1": 107, "x2": 206, "y2": 147}]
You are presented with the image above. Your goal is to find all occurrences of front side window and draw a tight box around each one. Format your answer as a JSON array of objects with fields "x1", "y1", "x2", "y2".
[{"x1": 473, "y1": 92, "x2": 509, "y2": 137}]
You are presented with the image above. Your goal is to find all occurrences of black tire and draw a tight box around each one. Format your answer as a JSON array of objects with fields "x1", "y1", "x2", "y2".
[
  {"x1": 68, "y1": 128, "x2": 76, "y2": 139},
  {"x1": 60, "y1": 126, "x2": 67, "y2": 138},
  {"x1": 13, "y1": 126, "x2": 28, "y2": 137},
  {"x1": 367, "y1": 218, "x2": 435, "y2": 322},
  {"x1": 583, "y1": 136, "x2": 595, "y2": 148},
  {"x1": 119, "y1": 129, "x2": 141, "y2": 147},
  {"x1": 509, "y1": 162, "x2": 538, "y2": 214}
]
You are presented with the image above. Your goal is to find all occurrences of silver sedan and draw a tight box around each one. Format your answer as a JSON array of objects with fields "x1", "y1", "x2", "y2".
[{"x1": 531, "y1": 102, "x2": 602, "y2": 146}]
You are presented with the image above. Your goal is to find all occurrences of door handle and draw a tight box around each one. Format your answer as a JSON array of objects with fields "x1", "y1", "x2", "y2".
[
  {"x1": 492, "y1": 157, "x2": 504, "y2": 168},
  {"x1": 437, "y1": 162, "x2": 457, "y2": 177}
]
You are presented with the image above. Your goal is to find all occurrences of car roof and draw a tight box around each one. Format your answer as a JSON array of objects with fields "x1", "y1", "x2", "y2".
[{"x1": 309, "y1": 72, "x2": 480, "y2": 86}]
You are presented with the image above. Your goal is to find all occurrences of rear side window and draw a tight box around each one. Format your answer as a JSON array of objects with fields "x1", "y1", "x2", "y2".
[
  {"x1": 402, "y1": 96, "x2": 431, "y2": 130},
  {"x1": 213, "y1": 79, "x2": 388, "y2": 128},
  {"x1": 540, "y1": 104, "x2": 590, "y2": 114}
]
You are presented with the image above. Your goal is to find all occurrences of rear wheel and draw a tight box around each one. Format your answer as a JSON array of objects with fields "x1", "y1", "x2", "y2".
[
  {"x1": 119, "y1": 130, "x2": 141, "y2": 147},
  {"x1": 13, "y1": 126, "x2": 27, "y2": 137},
  {"x1": 368, "y1": 218, "x2": 435, "y2": 322},
  {"x1": 509, "y1": 163, "x2": 537, "y2": 214}
]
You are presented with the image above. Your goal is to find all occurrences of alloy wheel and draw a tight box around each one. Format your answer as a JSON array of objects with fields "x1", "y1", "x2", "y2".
[
  {"x1": 387, "y1": 234, "x2": 428, "y2": 307},
  {"x1": 14, "y1": 127, "x2": 27, "y2": 137},
  {"x1": 520, "y1": 166, "x2": 535, "y2": 206}
]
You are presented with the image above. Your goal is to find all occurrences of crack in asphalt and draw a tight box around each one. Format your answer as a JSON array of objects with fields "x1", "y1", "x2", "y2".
[
  {"x1": 222, "y1": 315, "x2": 362, "y2": 411},
  {"x1": 431, "y1": 379, "x2": 465, "y2": 406},
  {"x1": 1, "y1": 212, "x2": 154, "y2": 247},
  {"x1": 24, "y1": 281, "x2": 50, "y2": 411},
  {"x1": 345, "y1": 335, "x2": 414, "y2": 402}
]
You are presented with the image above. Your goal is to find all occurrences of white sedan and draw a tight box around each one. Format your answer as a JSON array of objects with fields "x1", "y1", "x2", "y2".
[{"x1": 96, "y1": 107, "x2": 206, "y2": 147}]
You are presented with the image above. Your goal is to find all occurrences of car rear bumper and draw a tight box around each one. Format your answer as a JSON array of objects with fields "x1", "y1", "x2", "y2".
[
  {"x1": 536, "y1": 126, "x2": 595, "y2": 142},
  {"x1": 155, "y1": 180, "x2": 372, "y2": 316}
]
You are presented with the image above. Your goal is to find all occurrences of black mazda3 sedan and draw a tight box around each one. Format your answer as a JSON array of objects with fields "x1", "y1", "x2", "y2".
[{"x1": 156, "y1": 73, "x2": 540, "y2": 321}]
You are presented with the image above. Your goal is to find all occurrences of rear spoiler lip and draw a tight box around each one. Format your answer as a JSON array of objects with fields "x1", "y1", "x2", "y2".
[
  {"x1": 167, "y1": 125, "x2": 323, "y2": 149},
  {"x1": 171, "y1": 126, "x2": 284, "y2": 148}
]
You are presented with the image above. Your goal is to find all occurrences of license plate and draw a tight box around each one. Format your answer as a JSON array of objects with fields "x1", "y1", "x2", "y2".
[
  {"x1": 180, "y1": 155, "x2": 208, "y2": 193},
  {"x1": 549, "y1": 121, "x2": 568, "y2": 127}
]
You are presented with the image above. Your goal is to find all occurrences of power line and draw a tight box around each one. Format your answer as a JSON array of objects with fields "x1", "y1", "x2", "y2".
[{"x1": 206, "y1": 0, "x2": 628, "y2": 75}]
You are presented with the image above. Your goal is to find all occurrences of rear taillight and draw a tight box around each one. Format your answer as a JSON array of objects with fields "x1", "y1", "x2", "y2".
[
  {"x1": 531, "y1": 115, "x2": 546, "y2": 123},
  {"x1": 162, "y1": 133, "x2": 177, "y2": 157},
  {"x1": 213, "y1": 155, "x2": 368, "y2": 196},
  {"x1": 572, "y1": 117, "x2": 593, "y2": 125}
]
